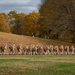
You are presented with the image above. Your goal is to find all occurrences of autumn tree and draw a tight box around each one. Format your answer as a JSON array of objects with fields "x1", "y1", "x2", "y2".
[
  {"x1": 8, "y1": 10, "x2": 26, "y2": 34},
  {"x1": 0, "y1": 13, "x2": 10, "y2": 32},
  {"x1": 8, "y1": 11, "x2": 39, "y2": 36},
  {"x1": 22, "y1": 11, "x2": 39, "y2": 36},
  {"x1": 39, "y1": 0, "x2": 75, "y2": 43}
]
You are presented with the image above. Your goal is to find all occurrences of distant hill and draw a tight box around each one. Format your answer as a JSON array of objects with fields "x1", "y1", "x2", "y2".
[{"x1": 0, "y1": 32, "x2": 75, "y2": 46}]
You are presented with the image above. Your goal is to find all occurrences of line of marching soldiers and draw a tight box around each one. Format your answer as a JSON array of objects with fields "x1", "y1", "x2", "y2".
[{"x1": 0, "y1": 44, "x2": 75, "y2": 55}]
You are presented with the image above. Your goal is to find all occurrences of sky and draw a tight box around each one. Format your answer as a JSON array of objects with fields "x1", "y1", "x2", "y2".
[{"x1": 0, "y1": 0, "x2": 41, "y2": 14}]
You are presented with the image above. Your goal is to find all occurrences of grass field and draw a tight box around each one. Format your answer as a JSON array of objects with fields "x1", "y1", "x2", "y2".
[
  {"x1": 0, "y1": 32, "x2": 75, "y2": 75},
  {"x1": 0, "y1": 55, "x2": 75, "y2": 75},
  {"x1": 0, "y1": 32, "x2": 75, "y2": 46}
]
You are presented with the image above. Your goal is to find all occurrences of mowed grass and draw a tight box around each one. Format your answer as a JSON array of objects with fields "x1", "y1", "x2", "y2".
[{"x1": 0, "y1": 55, "x2": 75, "y2": 75}]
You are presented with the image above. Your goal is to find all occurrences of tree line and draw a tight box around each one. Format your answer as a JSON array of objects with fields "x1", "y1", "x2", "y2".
[
  {"x1": 0, "y1": 11, "x2": 40, "y2": 37},
  {"x1": 0, "y1": 0, "x2": 75, "y2": 43}
]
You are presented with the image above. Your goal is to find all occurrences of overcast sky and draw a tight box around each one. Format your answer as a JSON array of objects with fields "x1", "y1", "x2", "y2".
[{"x1": 0, "y1": 0, "x2": 41, "y2": 14}]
